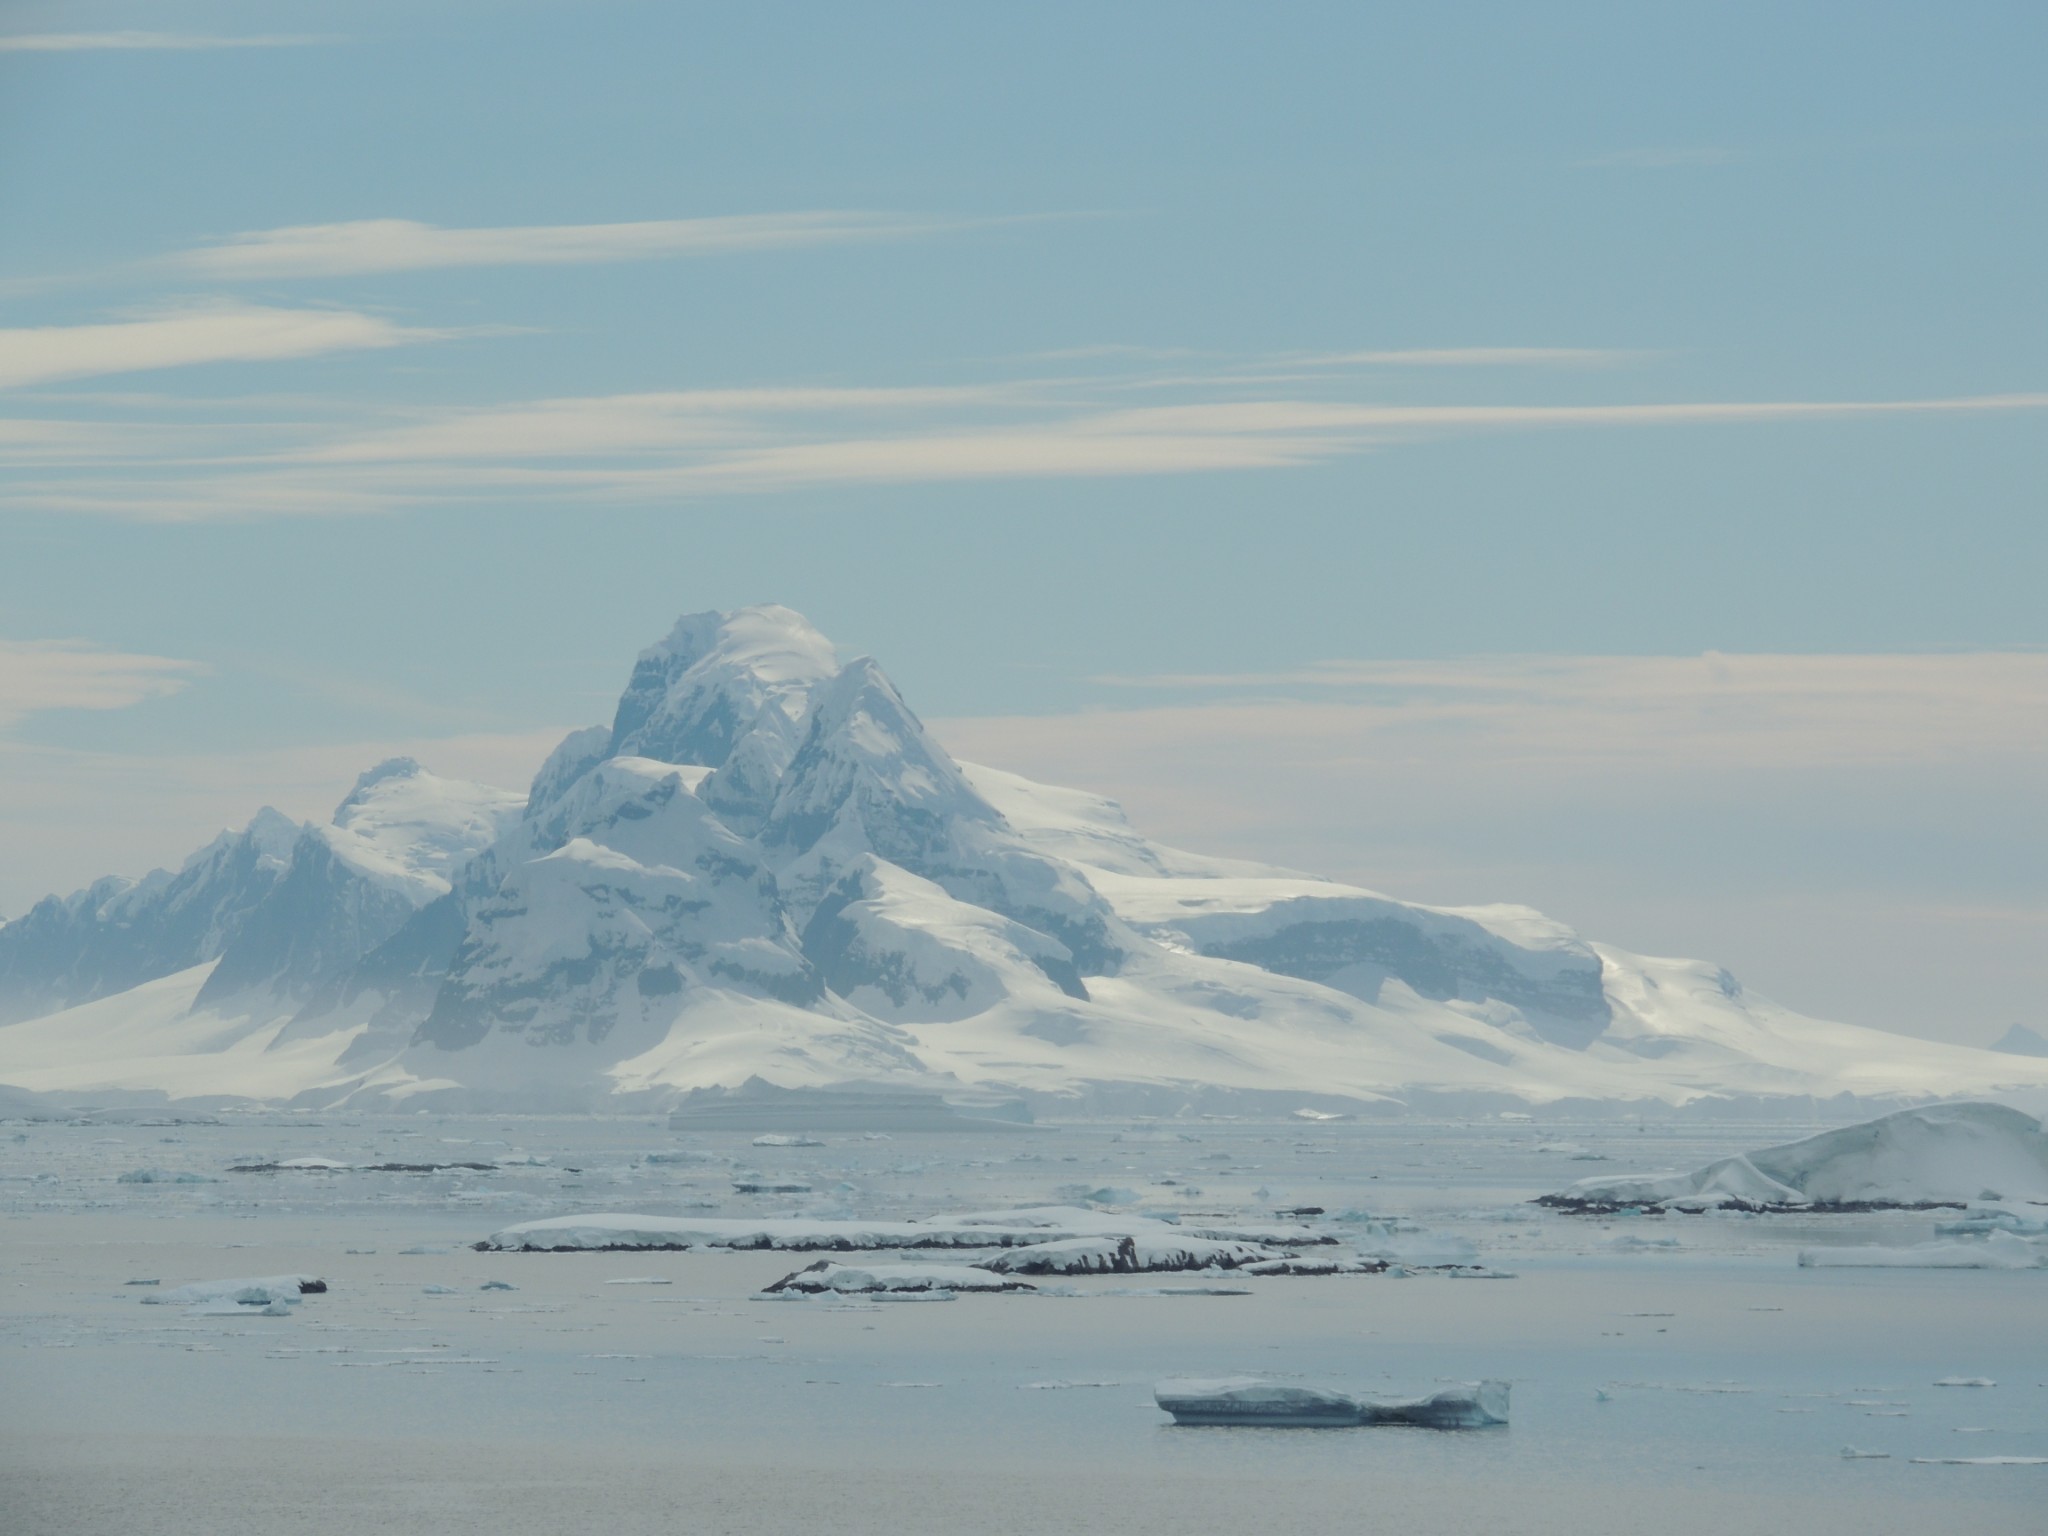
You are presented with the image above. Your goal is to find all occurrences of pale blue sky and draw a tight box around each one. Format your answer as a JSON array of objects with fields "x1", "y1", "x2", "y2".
[{"x1": 3, "y1": 2, "x2": 2045, "y2": 1042}]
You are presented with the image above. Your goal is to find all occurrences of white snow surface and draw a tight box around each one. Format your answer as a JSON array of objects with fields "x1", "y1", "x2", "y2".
[{"x1": 323, "y1": 758, "x2": 524, "y2": 901}]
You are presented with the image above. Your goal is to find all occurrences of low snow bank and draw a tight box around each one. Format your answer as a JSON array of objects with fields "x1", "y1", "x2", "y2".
[
  {"x1": 141, "y1": 1275, "x2": 327, "y2": 1306},
  {"x1": 1797, "y1": 1233, "x2": 2048, "y2": 1270},
  {"x1": 764, "y1": 1260, "x2": 1034, "y2": 1294},
  {"x1": 1154, "y1": 1378, "x2": 1509, "y2": 1428},
  {"x1": 1542, "y1": 1102, "x2": 2048, "y2": 1211}
]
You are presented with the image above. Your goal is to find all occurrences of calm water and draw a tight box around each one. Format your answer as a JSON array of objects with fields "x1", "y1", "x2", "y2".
[{"x1": 3, "y1": 1112, "x2": 2042, "y2": 1533}]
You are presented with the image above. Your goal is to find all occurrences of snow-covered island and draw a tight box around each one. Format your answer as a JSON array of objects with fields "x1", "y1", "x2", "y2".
[{"x1": 6, "y1": 605, "x2": 2048, "y2": 1117}]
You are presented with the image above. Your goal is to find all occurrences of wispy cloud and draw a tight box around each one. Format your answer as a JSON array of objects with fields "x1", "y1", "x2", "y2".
[
  {"x1": 1073, "y1": 651, "x2": 2048, "y2": 767},
  {"x1": 0, "y1": 32, "x2": 333, "y2": 53},
  {"x1": 0, "y1": 302, "x2": 445, "y2": 390},
  {"x1": 0, "y1": 640, "x2": 202, "y2": 730},
  {"x1": 8, "y1": 362, "x2": 2047, "y2": 519},
  {"x1": 1303, "y1": 347, "x2": 1640, "y2": 369},
  {"x1": 168, "y1": 212, "x2": 990, "y2": 279}
]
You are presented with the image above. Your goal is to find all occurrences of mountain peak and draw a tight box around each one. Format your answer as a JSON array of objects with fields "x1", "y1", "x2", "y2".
[{"x1": 608, "y1": 605, "x2": 839, "y2": 773}]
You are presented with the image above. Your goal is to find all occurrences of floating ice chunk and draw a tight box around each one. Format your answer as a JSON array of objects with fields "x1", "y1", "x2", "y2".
[
  {"x1": 1798, "y1": 1234, "x2": 2047, "y2": 1270},
  {"x1": 1360, "y1": 1381, "x2": 1511, "y2": 1428},
  {"x1": 604, "y1": 1276, "x2": 672, "y2": 1285},
  {"x1": 116, "y1": 1167, "x2": 219, "y2": 1184},
  {"x1": 188, "y1": 1299, "x2": 293, "y2": 1316},
  {"x1": 1908, "y1": 1456, "x2": 2048, "y2": 1466},
  {"x1": 1841, "y1": 1446, "x2": 1890, "y2": 1459},
  {"x1": 1239, "y1": 1256, "x2": 1388, "y2": 1276},
  {"x1": 751, "y1": 1134, "x2": 825, "y2": 1147},
  {"x1": 1934, "y1": 1377, "x2": 1997, "y2": 1388},
  {"x1": 764, "y1": 1260, "x2": 1034, "y2": 1295},
  {"x1": 421, "y1": 1284, "x2": 458, "y2": 1294},
  {"x1": 645, "y1": 1150, "x2": 729, "y2": 1166},
  {"x1": 977, "y1": 1234, "x2": 1284, "y2": 1276},
  {"x1": 144, "y1": 1275, "x2": 326, "y2": 1306},
  {"x1": 1155, "y1": 1378, "x2": 1364, "y2": 1426}
]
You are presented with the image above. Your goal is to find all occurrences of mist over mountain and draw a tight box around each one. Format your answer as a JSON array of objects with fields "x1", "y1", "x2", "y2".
[{"x1": 3, "y1": 605, "x2": 2043, "y2": 1115}]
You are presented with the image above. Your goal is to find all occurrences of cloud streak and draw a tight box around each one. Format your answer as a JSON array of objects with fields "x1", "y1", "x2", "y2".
[
  {"x1": 0, "y1": 32, "x2": 332, "y2": 53},
  {"x1": 169, "y1": 213, "x2": 994, "y2": 279},
  {"x1": 0, "y1": 303, "x2": 443, "y2": 390},
  {"x1": 0, "y1": 640, "x2": 202, "y2": 730},
  {"x1": 8, "y1": 362, "x2": 2047, "y2": 518}
]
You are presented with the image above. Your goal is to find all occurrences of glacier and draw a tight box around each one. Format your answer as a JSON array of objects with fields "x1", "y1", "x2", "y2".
[{"x1": 4, "y1": 603, "x2": 2047, "y2": 1115}]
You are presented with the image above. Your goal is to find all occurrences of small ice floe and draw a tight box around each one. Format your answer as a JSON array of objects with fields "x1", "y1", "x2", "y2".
[
  {"x1": 116, "y1": 1168, "x2": 220, "y2": 1184},
  {"x1": 977, "y1": 1234, "x2": 1284, "y2": 1276},
  {"x1": 751, "y1": 1134, "x2": 824, "y2": 1148},
  {"x1": 1841, "y1": 1446, "x2": 1890, "y2": 1459},
  {"x1": 1934, "y1": 1377, "x2": 1997, "y2": 1388},
  {"x1": 142, "y1": 1275, "x2": 326, "y2": 1306},
  {"x1": 1053, "y1": 1185, "x2": 1141, "y2": 1206},
  {"x1": 764, "y1": 1261, "x2": 1035, "y2": 1295},
  {"x1": 1021, "y1": 1379, "x2": 1122, "y2": 1390},
  {"x1": 1155, "y1": 1379, "x2": 1509, "y2": 1429},
  {"x1": 421, "y1": 1284, "x2": 459, "y2": 1294},
  {"x1": 1798, "y1": 1235, "x2": 2047, "y2": 1270},
  {"x1": 1909, "y1": 1456, "x2": 2048, "y2": 1466},
  {"x1": 189, "y1": 1300, "x2": 295, "y2": 1316},
  {"x1": 399, "y1": 1245, "x2": 450, "y2": 1256},
  {"x1": 1239, "y1": 1256, "x2": 1389, "y2": 1277},
  {"x1": 645, "y1": 1150, "x2": 728, "y2": 1166},
  {"x1": 1292, "y1": 1108, "x2": 1345, "y2": 1122},
  {"x1": 604, "y1": 1276, "x2": 672, "y2": 1285}
]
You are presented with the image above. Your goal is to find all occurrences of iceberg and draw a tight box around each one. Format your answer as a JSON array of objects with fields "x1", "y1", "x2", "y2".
[
  {"x1": 1358, "y1": 1381, "x2": 1512, "y2": 1428},
  {"x1": 478, "y1": 1204, "x2": 1331, "y2": 1254},
  {"x1": 763, "y1": 1260, "x2": 1035, "y2": 1294},
  {"x1": 141, "y1": 1275, "x2": 327, "y2": 1306},
  {"x1": 1154, "y1": 1378, "x2": 1366, "y2": 1427},
  {"x1": 1542, "y1": 1103, "x2": 2048, "y2": 1212},
  {"x1": 1796, "y1": 1232, "x2": 2048, "y2": 1269},
  {"x1": 976, "y1": 1234, "x2": 1285, "y2": 1276},
  {"x1": 1153, "y1": 1378, "x2": 1510, "y2": 1429}
]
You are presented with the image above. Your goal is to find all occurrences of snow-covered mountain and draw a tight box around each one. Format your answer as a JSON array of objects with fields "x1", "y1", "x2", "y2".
[{"x1": 4, "y1": 604, "x2": 2046, "y2": 1115}]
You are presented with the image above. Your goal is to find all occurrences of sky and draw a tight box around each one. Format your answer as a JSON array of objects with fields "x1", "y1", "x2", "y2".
[{"x1": 2, "y1": 1, "x2": 2045, "y2": 1046}]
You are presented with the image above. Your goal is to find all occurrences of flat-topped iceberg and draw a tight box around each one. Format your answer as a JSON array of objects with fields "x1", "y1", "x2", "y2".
[
  {"x1": 764, "y1": 1260, "x2": 1035, "y2": 1294},
  {"x1": 976, "y1": 1234, "x2": 1284, "y2": 1275},
  {"x1": 1154, "y1": 1379, "x2": 1365, "y2": 1427},
  {"x1": 1540, "y1": 1102, "x2": 2048, "y2": 1212},
  {"x1": 141, "y1": 1275, "x2": 327, "y2": 1306},
  {"x1": 1797, "y1": 1232, "x2": 2048, "y2": 1270},
  {"x1": 477, "y1": 1203, "x2": 1331, "y2": 1253},
  {"x1": 1154, "y1": 1378, "x2": 1509, "y2": 1428}
]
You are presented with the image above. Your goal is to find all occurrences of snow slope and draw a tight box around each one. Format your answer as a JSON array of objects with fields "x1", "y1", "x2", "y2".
[{"x1": 6, "y1": 604, "x2": 2048, "y2": 1113}]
